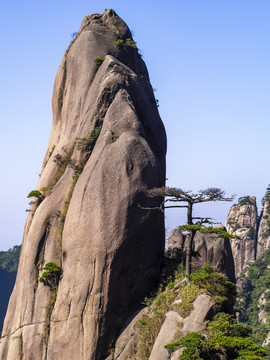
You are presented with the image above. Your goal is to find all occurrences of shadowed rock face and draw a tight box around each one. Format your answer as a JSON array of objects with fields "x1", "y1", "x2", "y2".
[
  {"x1": 225, "y1": 197, "x2": 257, "y2": 279},
  {"x1": 0, "y1": 10, "x2": 166, "y2": 360}
]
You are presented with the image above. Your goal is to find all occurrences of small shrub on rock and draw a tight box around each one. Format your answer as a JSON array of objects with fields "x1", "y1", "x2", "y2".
[{"x1": 39, "y1": 262, "x2": 61, "y2": 288}]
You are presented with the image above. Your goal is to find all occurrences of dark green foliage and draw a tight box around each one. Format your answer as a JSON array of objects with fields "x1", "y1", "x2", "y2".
[
  {"x1": 39, "y1": 262, "x2": 61, "y2": 288},
  {"x1": 262, "y1": 185, "x2": 270, "y2": 207},
  {"x1": 72, "y1": 163, "x2": 85, "y2": 182},
  {"x1": 165, "y1": 313, "x2": 270, "y2": 359},
  {"x1": 27, "y1": 190, "x2": 45, "y2": 207},
  {"x1": 114, "y1": 38, "x2": 137, "y2": 49},
  {"x1": 161, "y1": 248, "x2": 184, "y2": 288},
  {"x1": 178, "y1": 225, "x2": 241, "y2": 240},
  {"x1": 114, "y1": 39, "x2": 124, "y2": 47},
  {"x1": 27, "y1": 190, "x2": 43, "y2": 199},
  {"x1": 0, "y1": 245, "x2": 21, "y2": 272},
  {"x1": 199, "y1": 226, "x2": 241, "y2": 240},
  {"x1": 125, "y1": 38, "x2": 137, "y2": 47},
  {"x1": 237, "y1": 249, "x2": 270, "y2": 343},
  {"x1": 76, "y1": 126, "x2": 101, "y2": 151},
  {"x1": 188, "y1": 263, "x2": 236, "y2": 302},
  {"x1": 238, "y1": 196, "x2": 255, "y2": 207},
  {"x1": 94, "y1": 57, "x2": 105, "y2": 66}
]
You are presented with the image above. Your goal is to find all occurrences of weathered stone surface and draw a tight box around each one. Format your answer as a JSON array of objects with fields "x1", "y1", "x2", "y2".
[
  {"x1": 166, "y1": 227, "x2": 235, "y2": 282},
  {"x1": 171, "y1": 348, "x2": 184, "y2": 359},
  {"x1": 182, "y1": 293, "x2": 213, "y2": 334},
  {"x1": 257, "y1": 197, "x2": 270, "y2": 258},
  {"x1": 114, "y1": 308, "x2": 147, "y2": 360},
  {"x1": 225, "y1": 197, "x2": 257, "y2": 278},
  {"x1": 193, "y1": 231, "x2": 235, "y2": 283},
  {"x1": 0, "y1": 9, "x2": 166, "y2": 360},
  {"x1": 166, "y1": 228, "x2": 184, "y2": 251},
  {"x1": 149, "y1": 311, "x2": 183, "y2": 360}
]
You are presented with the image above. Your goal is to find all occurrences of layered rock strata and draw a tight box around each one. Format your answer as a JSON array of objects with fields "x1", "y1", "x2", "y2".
[
  {"x1": 0, "y1": 10, "x2": 166, "y2": 360},
  {"x1": 225, "y1": 196, "x2": 257, "y2": 278}
]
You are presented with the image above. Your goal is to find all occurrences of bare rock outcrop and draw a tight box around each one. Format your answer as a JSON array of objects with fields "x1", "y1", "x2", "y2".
[
  {"x1": 257, "y1": 196, "x2": 270, "y2": 258},
  {"x1": 111, "y1": 292, "x2": 220, "y2": 359},
  {"x1": 0, "y1": 10, "x2": 166, "y2": 360},
  {"x1": 193, "y1": 231, "x2": 235, "y2": 282},
  {"x1": 166, "y1": 227, "x2": 235, "y2": 282},
  {"x1": 225, "y1": 196, "x2": 257, "y2": 278}
]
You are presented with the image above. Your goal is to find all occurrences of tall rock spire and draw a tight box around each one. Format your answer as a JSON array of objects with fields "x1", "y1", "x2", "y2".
[
  {"x1": 257, "y1": 186, "x2": 270, "y2": 258},
  {"x1": 0, "y1": 10, "x2": 166, "y2": 359},
  {"x1": 225, "y1": 196, "x2": 257, "y2": 279}
]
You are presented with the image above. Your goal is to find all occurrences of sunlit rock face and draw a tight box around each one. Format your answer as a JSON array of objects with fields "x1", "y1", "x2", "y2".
[
  {"x1": 166, "y1": 227, "x2": 235, "y2": 282},
  {"x1": 225, "y1": 197, "x2": 258, "y2": 279},
  {"x1": 0, "y1": 9, "x2": 166, "y2": 360},
  {"x1": 257, "y1": 196, "x2": 270, "y2": 259}
]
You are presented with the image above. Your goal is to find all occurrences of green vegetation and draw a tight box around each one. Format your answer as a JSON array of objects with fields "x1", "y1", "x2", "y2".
[
  {"x1": 236, "y1": 249, "x2": 270, "y2": 344},
  {"x1": 27, "y1": 190, "x2": 45, "y2": 208},
  {"x1": 18, "y1": 333, "x2": 23, "y2": 360},
  {"x1": 76, "y1": 125, "x2": 101, "y2": 151},
  {"x1": 111, "y1": 133, "x2": 119, "y2": 140},
  {"x1": 179, "y1": 224, "x2": 241, "y2": 240},
  {"x1": 114, "y1": 38, "x2": 137, "y2": 49},
  {"x1": 165, "y1": 312, "x2": 270, "y2": 359},
  {"x1": 39, "y1": 262, "x2": 61, "y2": 343},
  {"x1": 125, "y1": 263, "x2": 235, "y2": 359},
  {"x1": 261, "y1": 184, "x2": 270, "y2": 207},
  {"x1": 44, "y1": 144, "x2": 56, "y2": 167},
  {"x1": 41, "y1": 144, "x2": 75, "y2": 196},
  {"x1": 44, "y1": 285, "x2": 58, "y2": 345},
  {"x1": 0, "y1": 245, "x2": 21, "y2": 272},
  {"x1": 94, "y1": 57, "x2": 105, "y2": 66},
  {"x1": 39, "y1": 262, "x2": 61, "y2": 287},
  {"x1": 238, "y1": 196, "x2": 256, "y2": 207},
  {"x1": 144, "y1": 186, "x2": 234, "y2": 274}
]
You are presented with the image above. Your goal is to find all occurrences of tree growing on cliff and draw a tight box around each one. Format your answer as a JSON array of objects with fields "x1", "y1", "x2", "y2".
[{"x1": 141, "y1": 187, "x2": 235, "y2": 274}]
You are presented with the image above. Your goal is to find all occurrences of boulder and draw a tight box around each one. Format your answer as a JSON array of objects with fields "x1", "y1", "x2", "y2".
[
  {"x1": 0, "y1": 9, "x2": 166, "y2": 360},
  {"x1": 149, "y1": 311, "x2": 183, "y2": 360},
  {"x1": 114, "y1": 308, "x2": 147, "y2": 360},
  {"x1": 181, "y1": 293, "x2": 213, "y2": 334}
]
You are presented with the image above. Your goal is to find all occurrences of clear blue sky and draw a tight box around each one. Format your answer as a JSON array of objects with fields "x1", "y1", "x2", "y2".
[{"x1": 0, "y1": 0, "x2": 270, "y2": 250}]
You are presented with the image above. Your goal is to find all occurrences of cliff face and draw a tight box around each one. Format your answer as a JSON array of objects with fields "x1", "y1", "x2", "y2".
[
  {"x1": 0, "y1": 10, "x2": 166, "y2": 360},
  {"x1": 225, "y1": 197, "x2": 257, "y2": 278},
  {"x1": 257, "y1": 196, "x2": 270, "y2": 258}
]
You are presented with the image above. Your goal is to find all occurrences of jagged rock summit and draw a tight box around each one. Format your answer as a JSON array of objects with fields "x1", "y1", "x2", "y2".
[{"x1": 0, "y1": 9, "x2": 166, "y2": 360}]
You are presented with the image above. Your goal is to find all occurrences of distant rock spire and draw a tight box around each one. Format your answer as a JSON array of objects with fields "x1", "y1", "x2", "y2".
[{"x1": 225, "y1": 196, "x2": 257, "y2": 278}]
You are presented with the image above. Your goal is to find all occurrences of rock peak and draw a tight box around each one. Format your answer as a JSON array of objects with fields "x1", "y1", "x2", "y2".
[{"x1": 0, "y1": 11, "x2": 166, "y2": 360}]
